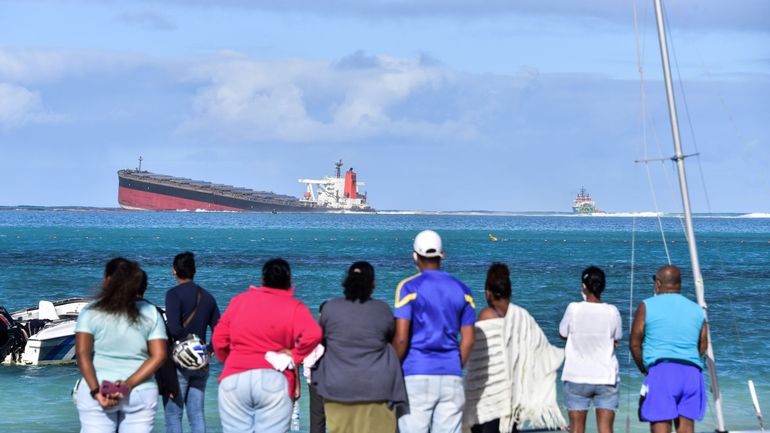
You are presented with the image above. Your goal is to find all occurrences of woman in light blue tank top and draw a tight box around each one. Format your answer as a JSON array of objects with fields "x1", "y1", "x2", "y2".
[{"x1": 74, "y1": 258, "x2": 168, "y2": 433}]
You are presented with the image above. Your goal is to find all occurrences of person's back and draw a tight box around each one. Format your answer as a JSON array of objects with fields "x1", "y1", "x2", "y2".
[
  {"x1": 74, "y1": 258, "x2": 167, "y2": 433},
  {"x1": 642, "y1": 293, "x2": 703, "y2": 368},
  {"x1": 320, "y1": 297, "x2": 394, "y2": 369},
  {"x1": 80, "y1": 301, "x2": 167, "y2": 386},
  {"x1": 398, "y1": 270, "x2": 474, "y2": 376},
  {"x1": 314, "y1": 261, "x2": 406, "y2": 433},
  {"x1": 559, "y1": 266, "x2": 622, "y2": 433},
  {"x1": 561, "y1": 301, "x2": 621, "y2": 384},
  {"x1": 630, "y1": 265, "x2": 707, "y2": 433},
  {"x1": 212, "y1": 258, "x2": 322, "y2": 433},
  {"x1": 165, "y1": 281, "x2": 219, "y2": 343},
  {"x1": 219, "y1": 286, "x2": 312, "y2": 369},
  {"x1": 317, "y1": 297, "x2": 404, "y2": 397},
  {"x1": 392, "y1": 230, "x2": 475, "y2": 433},
  {"x1": 164, "y1": 252, "x2": 221, "y2": 433}
]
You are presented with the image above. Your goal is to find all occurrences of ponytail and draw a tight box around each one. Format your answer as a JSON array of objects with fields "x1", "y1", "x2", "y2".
[{"x1": 343, "y1": 261, "x2": 375, "y2": 303}]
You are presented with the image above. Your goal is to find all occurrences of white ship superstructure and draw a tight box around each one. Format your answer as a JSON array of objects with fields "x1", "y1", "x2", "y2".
[
  {"x1": 572, "y1": 187, "x2": 597, "y2": 214},
  {"x1": 298, "y1": 160, "x2": 372, "y2": 211}
]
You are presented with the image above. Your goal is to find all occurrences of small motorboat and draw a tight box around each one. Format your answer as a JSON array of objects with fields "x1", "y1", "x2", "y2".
[{"x1": 1, "y1": 298, "x2": 90, "y2": 366}]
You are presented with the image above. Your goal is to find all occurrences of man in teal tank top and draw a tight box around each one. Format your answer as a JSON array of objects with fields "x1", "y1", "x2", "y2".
[{"x1": 630, "y1": 265, "x2": 708, "y2": 433}]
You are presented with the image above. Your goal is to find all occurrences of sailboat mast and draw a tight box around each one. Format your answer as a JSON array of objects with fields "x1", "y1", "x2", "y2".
[{"x1": 652, "y1": 1, "x2": 726, "y2": 431}]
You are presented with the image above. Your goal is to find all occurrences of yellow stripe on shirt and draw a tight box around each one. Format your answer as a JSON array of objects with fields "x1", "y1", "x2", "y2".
[
  {"x1": 464, "y1": 294, "x2": 476, "y2": 309},
  {"x1": 395, "y1": 293, "x2": 417, "y2": 309},
  {"x1": 394, "y1": 273, "x2": 421, "y2": 308}
]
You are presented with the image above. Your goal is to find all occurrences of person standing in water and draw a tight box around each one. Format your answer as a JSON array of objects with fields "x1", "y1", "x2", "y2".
[{"x1": 559, "y1": 266, "x2": 622, "y2": 433}]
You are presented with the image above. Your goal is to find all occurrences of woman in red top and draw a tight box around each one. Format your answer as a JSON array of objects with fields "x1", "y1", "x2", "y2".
[{"x1": 213, "y1": 258, "x2": 322, "y2": 433}]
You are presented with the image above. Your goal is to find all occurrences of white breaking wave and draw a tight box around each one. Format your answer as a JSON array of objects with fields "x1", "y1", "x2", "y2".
[
  {"x1": 588, "y1": 212, "x2": 662, "y2": 217},
  {"x1": 192, "y1": 209, "x2": 237, "y2": 213},
  {"x1": 736, "y1": 213, "x2": 770, "y2": 219}
]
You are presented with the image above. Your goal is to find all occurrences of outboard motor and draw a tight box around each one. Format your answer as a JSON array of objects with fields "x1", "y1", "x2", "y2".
[
  {"x1": 0, "y1": 307, "x2": 46, "y2": 363},
  {"x1": 0, "y1": 306, "x2": 13, "y2": 347},
  {"x1": 0, "y1": 306, "x2": 23, "y2": 362}
]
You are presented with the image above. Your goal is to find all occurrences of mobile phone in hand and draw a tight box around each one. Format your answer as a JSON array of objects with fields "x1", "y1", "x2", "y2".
[{"x1": 100, "y1": 380, "x2": 129, "y2": 398}]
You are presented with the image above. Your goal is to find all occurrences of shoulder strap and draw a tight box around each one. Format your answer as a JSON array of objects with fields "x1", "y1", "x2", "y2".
[{"x1": 181, "y1": 286, "x2": 203, "y2": 329}]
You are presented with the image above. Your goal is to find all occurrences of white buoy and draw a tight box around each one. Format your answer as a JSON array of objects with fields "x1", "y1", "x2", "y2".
[{"x1": 748, "y1": 380, "x2": 765, "y2": 432}]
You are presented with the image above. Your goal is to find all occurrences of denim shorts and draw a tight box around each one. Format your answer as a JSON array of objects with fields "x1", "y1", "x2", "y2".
[{"x1": 564, "y1": 381, "x2": 619, "y2": 411}]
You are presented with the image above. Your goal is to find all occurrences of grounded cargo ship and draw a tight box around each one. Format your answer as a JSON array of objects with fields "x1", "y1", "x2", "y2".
[{"x1": 118, "y1": 160, "x2": 373, "y2": 212}]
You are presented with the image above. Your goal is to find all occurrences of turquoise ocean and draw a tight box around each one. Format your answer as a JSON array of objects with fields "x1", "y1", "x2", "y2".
[{"x1": 0, "y1": 210, "x2": 768, "y2": 432}]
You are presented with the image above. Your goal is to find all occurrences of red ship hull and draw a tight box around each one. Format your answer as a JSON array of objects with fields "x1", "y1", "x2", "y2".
[
  {"x1": 117, "y1": 169, "x2": 320, "y2": 212},
  {"x1": 118, "y1": 187, "x2": 242, "y2": 211}
]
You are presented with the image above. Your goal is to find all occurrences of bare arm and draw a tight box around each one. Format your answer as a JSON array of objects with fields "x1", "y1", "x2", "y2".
[
  {"x1": 459, "y1": 325, "x2": 475, "y2": 368},
  {"x1": 629, "y1": 302, "x2": 646, "y2": 374},
  {"x1": 392, "y1": 318, "x2": 411, "y2": 362},
  {"x1": 698, "y1": 320, "x2": 708, "y2": 356},
  {"x1": 76, "y1": 332, "x2": 99, "y2": 395},
  {"x1": 124, "y1": 339, "x2": 167, "y2": 390},
  {"x1": 76, "y1": 332, "x2": 117, "y2": 408}
]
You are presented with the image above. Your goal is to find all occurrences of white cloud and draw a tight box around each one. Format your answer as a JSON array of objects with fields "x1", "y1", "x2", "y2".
[
  {"x1": 0, "y1": 48, "x2": 150, "y2": 84},
  {"x1": 180, "y1": 52, "x2": 480, "y2": 143},
  {"x1": 0, "y1": 83, "x2": 45, "y2": 128}
]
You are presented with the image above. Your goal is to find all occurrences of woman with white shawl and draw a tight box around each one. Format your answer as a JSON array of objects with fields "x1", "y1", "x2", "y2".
[{"x1": 463, "y1": 263, "x2": 566, "y2": 433}]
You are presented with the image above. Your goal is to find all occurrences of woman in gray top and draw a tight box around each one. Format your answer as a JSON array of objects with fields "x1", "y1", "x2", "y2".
[{"x1": 312, "y1": 261, "x2": 407, "y2": 433}]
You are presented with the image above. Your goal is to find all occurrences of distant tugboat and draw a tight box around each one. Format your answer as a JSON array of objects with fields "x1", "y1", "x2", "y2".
[{"x1": 572, "y1": 187, "x2": 597, "y2": 214}]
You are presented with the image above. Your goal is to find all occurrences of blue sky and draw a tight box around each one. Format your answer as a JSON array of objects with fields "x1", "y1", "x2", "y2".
[{"x1": 0, "y1": 0, "x2": 768, "y2": 212}]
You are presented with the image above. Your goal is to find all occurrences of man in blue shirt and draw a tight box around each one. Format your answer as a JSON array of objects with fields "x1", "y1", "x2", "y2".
[
  {"x1": 630, "y1": 265, "x2": 707, "y2": 433},
  {"x1": 393, "y1": 230, "x2": 476, "y2": 433},
  {"x1": 164, "y1": 252, "x2": 220, "y2": 433}
]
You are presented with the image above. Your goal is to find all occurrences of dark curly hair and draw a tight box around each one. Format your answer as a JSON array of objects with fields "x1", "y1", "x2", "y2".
[
  {"x1": 263, "y1": 258, "x2": 292, "y2": 289},
  {"x1": 343, "y1": 261, "x2": 375, "y2": 303},
  {"x1": 92, "y1": 257, "x2": 144, "y2": 323},
  {"x1": 485, "y1": 262, "x2": 512, "y2": 300}
]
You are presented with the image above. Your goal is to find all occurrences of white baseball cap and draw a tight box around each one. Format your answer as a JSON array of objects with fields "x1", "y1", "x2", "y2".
[{"x1": 414, "y1": 230, "x2": 443, "y2": 258}]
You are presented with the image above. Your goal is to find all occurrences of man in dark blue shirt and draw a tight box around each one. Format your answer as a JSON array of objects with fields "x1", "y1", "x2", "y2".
[{"x1": 164, "y1": 252, "x2": 220, "y2": 433}]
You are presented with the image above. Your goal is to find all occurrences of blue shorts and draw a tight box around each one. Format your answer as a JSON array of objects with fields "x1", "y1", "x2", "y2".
[
  {"x1": 639, "y1": 362, "x2": 706, "y2": 422},
  {"x1": 564, "y1": 381, "x2": 619, "y2": 411}
]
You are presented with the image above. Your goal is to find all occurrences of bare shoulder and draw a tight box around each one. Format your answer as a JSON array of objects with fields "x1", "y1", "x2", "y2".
[{"x1": 478, "y1": 307, "x2": 498, "y2": 321}]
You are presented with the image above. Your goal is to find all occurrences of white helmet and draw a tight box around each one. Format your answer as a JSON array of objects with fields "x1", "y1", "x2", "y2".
[{"x1": 172, "y1": 334, "x2": 209, "y2": 370}]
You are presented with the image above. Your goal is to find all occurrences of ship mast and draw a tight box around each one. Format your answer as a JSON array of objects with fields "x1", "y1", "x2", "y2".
[
  {"x1": 652, "y1": 1, "x2": 726, "y2": 431},
  {"x1": 335, "y1": 159, "x2": 343, "y2": 178},
  {"x1": 137, "y1": 156, "x2": 143, "y2": 172}
]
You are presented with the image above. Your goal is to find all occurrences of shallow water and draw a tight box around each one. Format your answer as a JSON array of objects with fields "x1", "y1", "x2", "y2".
[{"x1": 0, "y1": 211, "x2": 767, "y2": 432}]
